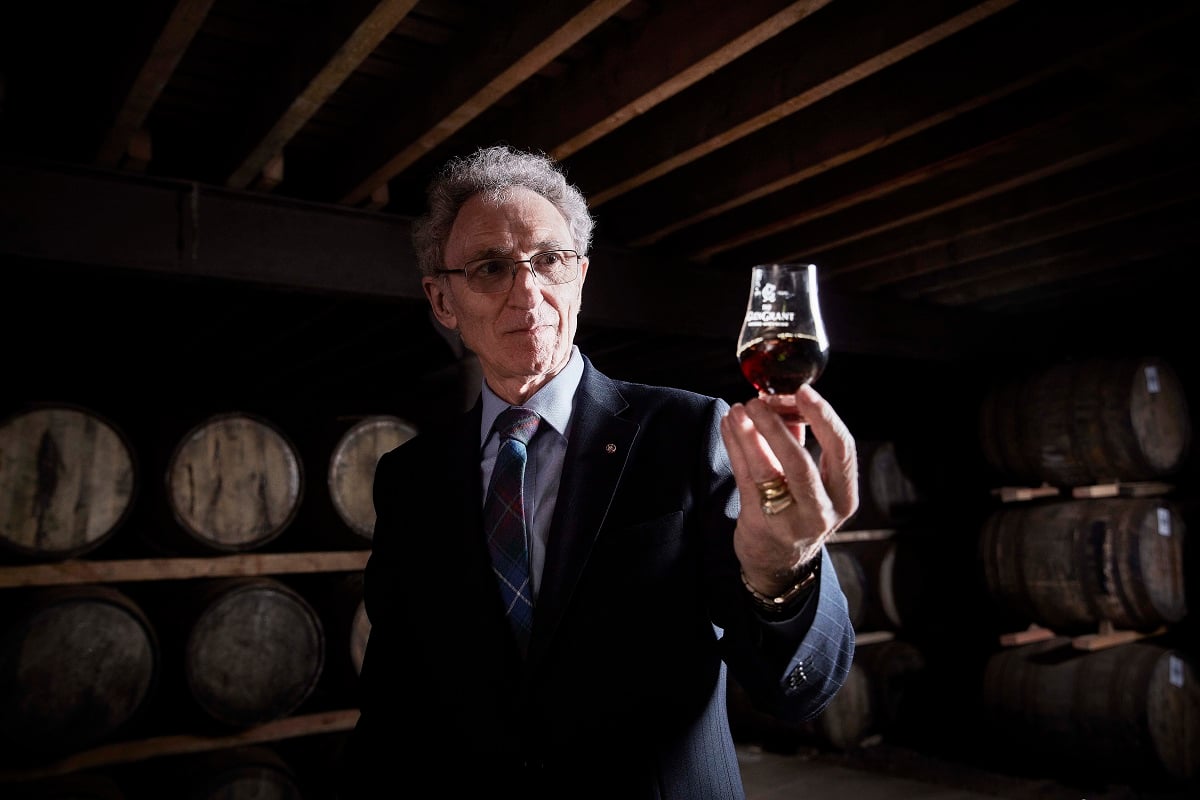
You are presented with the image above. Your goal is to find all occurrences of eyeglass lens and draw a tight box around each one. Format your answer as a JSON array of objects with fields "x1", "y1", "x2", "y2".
[{"x1": 464, "y1": 250, "x2": 579, "y2": 292}]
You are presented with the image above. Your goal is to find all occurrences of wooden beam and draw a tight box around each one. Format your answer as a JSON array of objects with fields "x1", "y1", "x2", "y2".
[
  {"x1": 0, "y1": 162, "x2": 423, "y2": 300},
  {"x1": 338, "y1": 0, "x2": 632, "y2": 206},
  {"x1": 94, "y1": 0, "x2": 215, "y2": 167},
  {"x1": 817, "y1": 128, "x2": 1200, "y2": 293},
  {"x1": 896, "y1": 172, "x2": 1200, "y2": 302},
  {"x1": 0, "y1": 162, "x2": 984, "y2": 362},
  {"x1": 224, "y1": 0, "x2": 420, "y2": 190},
  {"x1": 615, "y1": 1, "x2": 1189, "y2": 251},
  {"x1": 362, "y1": 182, "x2": 389, "y2": 212},
  {"x1": 120, "y1": 127, "x2": 153, "y2": 172},
  {"x1": 921, "y1": 204, "x2": 1200, "y2": 307},
  {"x1": 819, "y1": 108, "x2": 1200, "y2": 291},
  {"x1": 512, "y1": 0, "x2": 830, "y2": 159},
  {"x1": 251, "y1": 153, "x2": 286, "y2": 192},
  {"x1": 0, "y1": 551, "x2": 369, "y2": 588},
  {"x1": 578, "y1": 0, "x2": 1017, "y2": 207},
  {"x1": 0, "y1": 710, "x2": 360, "y2": 782}
]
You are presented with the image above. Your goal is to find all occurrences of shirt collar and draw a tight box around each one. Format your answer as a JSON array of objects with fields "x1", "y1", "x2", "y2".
[{"x1": 480, "y1": 345, "x2": 583, "y2": 446}]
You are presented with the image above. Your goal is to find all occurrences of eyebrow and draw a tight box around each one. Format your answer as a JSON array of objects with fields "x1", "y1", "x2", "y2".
[{"x1": 464, "y1": 241, "x2": 567, "y2": 262}]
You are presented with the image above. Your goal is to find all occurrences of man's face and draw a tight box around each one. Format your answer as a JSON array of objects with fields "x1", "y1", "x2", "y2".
[{"x1": 422, "y1": 187, "x2": 588, "y2": 402}]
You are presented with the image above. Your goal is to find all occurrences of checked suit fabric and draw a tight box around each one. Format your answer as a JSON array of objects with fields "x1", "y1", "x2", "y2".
[{"x1": 484, "y1": 406, "x2": 541, "y2": 655}]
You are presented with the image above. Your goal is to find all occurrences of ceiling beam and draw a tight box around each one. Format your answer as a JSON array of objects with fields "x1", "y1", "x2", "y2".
[
  {"x1": 336, "y1": 0, "x2": 632, "y2": 206},
  {"x1": 0, "y1": 161, "x2": 983, "y2": 362},
  {"x1": 572, "y1": 0, "x2": 1016, "y2": 208},
  {"x1": 224, "y1": 0, "x2": 420, "y2": 190},
  {"x1": 526, "y1": 0, "x2": 831, "y2": 160},
  {"x1": 95, "y1": 0, "x2": 216, "y2": 168}
]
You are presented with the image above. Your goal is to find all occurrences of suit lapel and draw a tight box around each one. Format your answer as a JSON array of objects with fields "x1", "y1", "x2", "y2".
[{"x1": 530, "y1": 361, "x2": 638, "y2": 659}]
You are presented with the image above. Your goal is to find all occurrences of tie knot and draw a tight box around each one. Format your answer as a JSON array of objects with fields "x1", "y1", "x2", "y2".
[{"x1": 495, "y1": 407, "x2": 541, "y2": 446}]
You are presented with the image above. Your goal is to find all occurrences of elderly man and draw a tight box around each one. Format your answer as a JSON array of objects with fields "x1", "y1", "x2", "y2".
[{"x1": 339, "y1": 144, "x2": 857, "y2": 799}]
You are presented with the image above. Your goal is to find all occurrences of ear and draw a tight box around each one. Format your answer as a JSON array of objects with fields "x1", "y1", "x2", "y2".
[{"x1": 423, "y1": 276, "x2": 458, "y2": 331}]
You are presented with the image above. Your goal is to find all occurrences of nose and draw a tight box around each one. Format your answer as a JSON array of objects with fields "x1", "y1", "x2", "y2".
[
  {"x1": 509, "y1": 260, "x2": 541, "y2": 288},
  {"x1": 507, "y1": 260, "x2": 542, "y2": 302}
]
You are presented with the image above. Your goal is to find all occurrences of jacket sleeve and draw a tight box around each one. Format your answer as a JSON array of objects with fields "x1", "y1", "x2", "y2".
[{"x1": 702, "y1": 397, "x2": 855, "y2": 725}]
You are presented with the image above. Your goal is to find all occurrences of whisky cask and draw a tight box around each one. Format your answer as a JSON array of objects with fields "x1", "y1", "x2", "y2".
[
  {"x1": 164, "y1": 413, "x2": 303, "y2": 552},
  {"x1": 983, "y1": 638, "x2": 1200, "y2": 782},
  {"x1": 177, "y1": 746, "x2": 303, "y2": 800},
  {"x1": 182, "y1": 577, "x2": 324, "y2": 728},
  {"x1": 804, "y1": 638, "x2": 927, "y2": 750},
  {"x1": 979, "y1": 497, "x2": 1187, "y2": 632},
  {"x1": 326, "y1": 415, "x2": 417, "y2": 541},
  {"x1": 979, "y1": 356, "x2": 1191, "y2": 486},
  {"x1": 845, "y1": 440, "x2": 922, "y2": 530},
  {"x1": 0, "y1": 405, "x2": 136, "y2": 559},
  {"x1": 827, "y1": 537, "x2": 928, "y2": 633},
  {"x1": 0, "y1": 585, "x2": 158, "y2": 757}
]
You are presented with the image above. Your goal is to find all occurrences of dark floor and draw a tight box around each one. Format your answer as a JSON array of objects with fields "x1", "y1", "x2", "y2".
[{"x1": 736, "y1": 742, "x2": 1197, "y2": 800}]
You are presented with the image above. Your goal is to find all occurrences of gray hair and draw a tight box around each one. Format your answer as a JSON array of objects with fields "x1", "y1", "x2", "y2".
[{"x1": 411, "y1": 145, "x2": 595, "y2": 277}]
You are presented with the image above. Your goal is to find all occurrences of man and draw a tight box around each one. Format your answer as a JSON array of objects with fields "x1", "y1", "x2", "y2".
[{"x1": 339, "y1": 145, "x2": 857, "y2": 798}]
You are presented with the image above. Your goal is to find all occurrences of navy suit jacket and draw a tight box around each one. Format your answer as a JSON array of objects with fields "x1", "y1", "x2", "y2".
[{"x1": 340, "y1": 356, "x2": 854, "y2": 799}]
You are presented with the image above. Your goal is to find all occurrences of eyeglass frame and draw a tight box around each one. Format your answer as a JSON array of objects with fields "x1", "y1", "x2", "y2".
[{"x1": 433, "y1": 249, "x2": 583, "y2": 293}]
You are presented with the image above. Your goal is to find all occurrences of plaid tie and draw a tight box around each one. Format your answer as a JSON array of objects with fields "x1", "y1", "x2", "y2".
[{"x1": 484, "y1": 406, "x2": 541, "y2": 655}]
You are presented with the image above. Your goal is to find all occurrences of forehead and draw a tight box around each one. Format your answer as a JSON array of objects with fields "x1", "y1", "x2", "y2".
[{"x1": 446, "y1": 187, "x2": 571, "y2": 258}]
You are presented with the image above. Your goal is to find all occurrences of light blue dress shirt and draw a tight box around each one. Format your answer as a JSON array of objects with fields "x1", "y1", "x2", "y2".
[{"x1": 479, "y1": 345, "x2": 584, "y2": 599}]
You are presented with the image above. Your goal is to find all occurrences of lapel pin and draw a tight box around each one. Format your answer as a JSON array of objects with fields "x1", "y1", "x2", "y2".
[{"x1": 605, "y1": 443, "x2": 617, "y2": 454}]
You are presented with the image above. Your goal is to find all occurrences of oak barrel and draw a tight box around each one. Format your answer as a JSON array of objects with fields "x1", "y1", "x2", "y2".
[
  {"x1": 165, "y1": 412, "x2": 303, "y2": 552},
  {"x1": 305, "y1": 572, "x2": 371, "y2": 700},
  {"x1": 978, "y1": 355, "x2": 1191, "y2": 486},
  {"x1": 803, "y1": 660, "x2": 871, "y2": 750},
  {"x1": 979, "y1": 497, "x2": 1187, "y2": 632},
  {"x1": 327, "y1": 414, "x2": 417, "y2": 540},
  {"x1": 730, "y1": 639, "x2": 927, "y2": 752},
  {"x1": 983, "y1": 638, "x2": 1200, "y2": 782},
  {"x1": 827, "y1": 538, "x2": 924, "y2": 632},
  {"x1": 803, "y1": 638, "x2": 927, "y2": 750},
  {"x1": 184, "y1": 577, "x2": 324, "y2": 728},
  {"x1": 7, "y1": 771, "x2": 126, "y2": 799},
  {"x1": 828, "y1": 548, "x2": 866, "y2": 629},
  {"x1": 0, "y1": 405, "x2": 136, "y2": 559},
  {"x1": 180, "y1": 746, "x2": 303, "y2": 800},
  {"x1": 0, "y1": 585, "x2": 158, "y2": 758},
  {"x1": 845, "y1": 440, "x2": 922, "y2": 530}
]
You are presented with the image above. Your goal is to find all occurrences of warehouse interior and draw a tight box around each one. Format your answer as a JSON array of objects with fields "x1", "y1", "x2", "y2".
[{"x1": 1, "y1": 2, "x2": 1197, "y2": 798}]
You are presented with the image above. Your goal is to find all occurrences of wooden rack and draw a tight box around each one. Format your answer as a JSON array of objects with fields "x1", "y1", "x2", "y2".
[
  {"x1": 0, "y1": 709, "x2": 360, "y2": 783},
  {"x1": 0, "y1": 550, "x2": 369, "y2": 588},
  {"x1": 0, "y1": 549, "x2": 368, "y2": 784}
]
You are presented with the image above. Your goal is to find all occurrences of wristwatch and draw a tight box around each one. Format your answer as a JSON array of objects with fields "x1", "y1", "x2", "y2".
[{"x1": 741, "y1": 560, "x2": 819, "y2": 616}]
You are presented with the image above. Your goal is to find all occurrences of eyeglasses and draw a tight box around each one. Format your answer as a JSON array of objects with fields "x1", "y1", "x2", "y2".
[{"x1": 435, "y1": 249, "x2": 581, "y2": 293}]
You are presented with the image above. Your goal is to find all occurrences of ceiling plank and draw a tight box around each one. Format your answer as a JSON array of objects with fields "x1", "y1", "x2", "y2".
[
  {"x1": 337, "y1": 0, "x2": 632, "y2": 206},
  {"x1": 612, "y1": 1, "x2": 1190, "y2": 250},
  {"x1": 225, "y1": 0, "x2": 420, "y2": 190},
  {"x1": 883, "y1": 181, "x2": 1200, "y2": 299},
  {"x1": 95, "y1": 0, "x2": 216, "y2": 167},
  {"x1": 849, "y1": 145, "x2": 1200, "y2": 298},
  {"x1": 574, "y1": 0, "x2": 1016, "y2": 207},
  {"x1": 720, "y1": 72, "x2": 1200, "y2": 277},
  {"x1": 0, "y1": 161, "x2": 981, "y2": 362},
  {"x1": 530, "y1": 0, "x2": 831, "y2": 159},
  {"x1": 917, "y1": 209, "x2": 1200, "y2": 307},
  {"x1": 678, "y1": 75, "x2": 1091, "y2": 262}
]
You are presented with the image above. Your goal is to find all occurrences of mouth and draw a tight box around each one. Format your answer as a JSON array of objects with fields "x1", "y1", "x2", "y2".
[{"x1": 506, "y1": 316, "x2": 553, "y2": 335}]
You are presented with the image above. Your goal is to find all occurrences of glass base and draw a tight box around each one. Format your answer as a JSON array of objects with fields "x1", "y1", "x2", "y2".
[{"x1": 759, "y1": 393, "x2": 807, "y2": 444}]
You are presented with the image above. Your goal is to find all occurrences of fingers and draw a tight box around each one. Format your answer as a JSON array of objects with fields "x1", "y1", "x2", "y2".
[
  {"x1": 724, "y1": 387, "x2": 858, "y2": 526},
  {"x1": 794, "y1": 385, "x2": 858, "y2": 520},
  {"x1": 719, "y1": 407, "x2": 785, "y2": 503}
]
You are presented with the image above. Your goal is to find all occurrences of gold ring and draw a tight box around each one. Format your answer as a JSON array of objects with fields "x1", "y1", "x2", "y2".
[
  {"x1": 755, "y1": 474, "x2": 795, "y2": 515},
  {"x1": 761, "y1": 493, "x2": 796, "y2": 516},
  {"x1": 754, "y1": 474, "x2": 788, "y2": 497}
]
